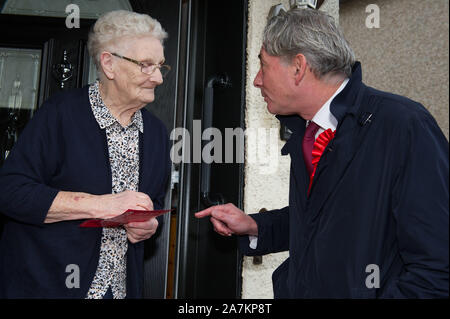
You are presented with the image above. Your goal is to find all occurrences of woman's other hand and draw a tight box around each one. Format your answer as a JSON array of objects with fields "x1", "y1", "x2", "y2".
[{"x1": 124, "y1": 218, "x2": 159, "y2": 243}]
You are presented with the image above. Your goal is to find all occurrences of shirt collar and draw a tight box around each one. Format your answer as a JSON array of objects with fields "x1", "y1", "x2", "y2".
[
  {"x1": 89, "y1": 81, "x2": 144, "y2": 133},
  {"x1": 311, "y1": 78, "x2": 349, "y2": 131}
]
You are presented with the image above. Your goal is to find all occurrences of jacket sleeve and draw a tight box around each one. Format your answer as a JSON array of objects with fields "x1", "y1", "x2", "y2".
[
  {"x1": 380, "y1": 110, "x2": 449, "y2": 298},
  {"x1": 238, "y1": 206, "x2": 290, "y2": 256},
  {"x1": 0, "y1": 100, "x2": 60, "y2": 226}
]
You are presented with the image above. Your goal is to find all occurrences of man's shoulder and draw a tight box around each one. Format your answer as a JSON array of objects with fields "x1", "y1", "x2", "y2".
[{"x1": 364, "y1": 86, "x2": 435, "y2": 128}]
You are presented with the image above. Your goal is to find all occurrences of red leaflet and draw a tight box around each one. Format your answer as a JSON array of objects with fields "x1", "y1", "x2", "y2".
[{"x1": 79, "y1": 209, "x2": 172, "y2": 228}]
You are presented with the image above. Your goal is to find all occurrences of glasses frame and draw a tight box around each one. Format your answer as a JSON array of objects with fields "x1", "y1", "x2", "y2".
[{"x1": 110, "y1": 52, "x2": 171, "y2": 77}]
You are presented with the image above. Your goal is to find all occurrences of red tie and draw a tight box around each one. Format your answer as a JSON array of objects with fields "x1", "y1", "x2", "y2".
[{"x1": 302, "y1": 121, "x2": 320, "y2": 176}]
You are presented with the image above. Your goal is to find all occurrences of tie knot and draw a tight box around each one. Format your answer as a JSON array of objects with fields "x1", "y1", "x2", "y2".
[{"x1": 305, "y1": 121, "x2": 320, "y2": 139}]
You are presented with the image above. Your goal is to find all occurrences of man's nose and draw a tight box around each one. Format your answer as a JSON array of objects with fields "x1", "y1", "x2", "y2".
[{"x1": 253, "y1": 68, "x2": 262, "y2": 88}]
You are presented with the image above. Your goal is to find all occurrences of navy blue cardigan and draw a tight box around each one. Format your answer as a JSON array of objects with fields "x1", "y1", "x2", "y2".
[{"x1": 0, "y1": 86, "x2": 170, "y2": 298}]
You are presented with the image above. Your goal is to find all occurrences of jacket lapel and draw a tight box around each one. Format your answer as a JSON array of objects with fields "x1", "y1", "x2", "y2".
[
  {"x1": 307, "y1": 115, "x2": 364, "y2": 223},
  {"x1": 306, "y1": 71, "x2": 373, "y2": 224},
  {"x1": 279, "y1": 115, "x2": 309, "y2": 211}
]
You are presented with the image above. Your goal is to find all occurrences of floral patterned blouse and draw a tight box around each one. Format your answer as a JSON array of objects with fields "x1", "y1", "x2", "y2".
[{"x1": 86, "y1": 81, "x2": 143, "y2": 299}]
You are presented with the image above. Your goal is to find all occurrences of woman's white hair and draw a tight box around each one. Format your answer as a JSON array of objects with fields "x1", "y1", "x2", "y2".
[
  {"x1": 87, "y1": 10, "x2": 168, "y2": 75},
  {"x1": 263, "y1": 8, "x2": 355, "y2": 79}
]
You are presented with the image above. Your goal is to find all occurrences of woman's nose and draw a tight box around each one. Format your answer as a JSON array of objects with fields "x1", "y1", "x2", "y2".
[{"x1": 150, "y1": 68, "x2": 164, "y2": 85}]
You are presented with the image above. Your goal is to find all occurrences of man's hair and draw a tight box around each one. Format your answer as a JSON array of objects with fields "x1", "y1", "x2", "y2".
[{"x1": 263, "y1": 8, "x2": 355, "y2": 78}]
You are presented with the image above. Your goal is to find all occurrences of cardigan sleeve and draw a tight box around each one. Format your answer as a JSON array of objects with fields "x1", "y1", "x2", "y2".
[
  {"x1": 0, "y1": 99, "x2": 61, "y2": 226},
  {"x1": 152, "y1": 127, "x2": 171, "y2": 211}
]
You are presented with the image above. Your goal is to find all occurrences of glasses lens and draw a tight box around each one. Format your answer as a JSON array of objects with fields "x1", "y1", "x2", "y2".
[
  {"x1": 141, "y1": 65, "x2": 170, "y2": 77},
  {"x1": 141, "y1": 65, "x2": 154, "y2": 75}
]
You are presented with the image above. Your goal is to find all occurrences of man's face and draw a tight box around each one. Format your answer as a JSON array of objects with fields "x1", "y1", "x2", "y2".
[
  {"x1": 253, "y1": 47, "x2": 296, "y2": 115},
  {"x1": 114, "y1": 35, "x2": 165, "y2": 105}
]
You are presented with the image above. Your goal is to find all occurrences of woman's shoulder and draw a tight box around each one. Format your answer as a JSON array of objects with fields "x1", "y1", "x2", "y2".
[
  {"x1": 24, "y1": 87, "x2": 88, "y2": 127},
  {"x1": 140, "y1": 108, "x2": 169, "y2": 137},
  {"x1": 33, "y1": 87, "x2": 87, "y2": 119},
  {"x1": 43, "y1": 86, "x2": 89, "y2": 109}
]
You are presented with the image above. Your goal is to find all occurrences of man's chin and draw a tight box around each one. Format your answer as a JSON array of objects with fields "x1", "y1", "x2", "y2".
[
  {"x1": 266, "y1": 103, "x2": 295, "y2": 116},
  {"x1": 266, "y1": 102, "x2": 280, "y2": 115}
]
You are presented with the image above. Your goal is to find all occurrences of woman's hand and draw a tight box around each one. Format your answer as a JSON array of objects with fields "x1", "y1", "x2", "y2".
[
  {"x1": 124, "y1": 218, "x2": 159, "y2": 243},
  {"x1": 96, "y1": 190, "x2": 154, "y2": 219},
  {"x1": 102, "y1": 191, "x2": 159, "y2": 243}
]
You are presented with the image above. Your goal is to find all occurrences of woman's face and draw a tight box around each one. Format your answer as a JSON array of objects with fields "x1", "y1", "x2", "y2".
[{"x1": 109, "y1": 35, "x2": 165, "y2": 106}]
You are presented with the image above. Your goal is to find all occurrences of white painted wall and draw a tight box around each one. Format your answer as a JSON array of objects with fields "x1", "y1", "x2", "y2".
[
  {"x1": 340, "y1": 0, "x2": 449, "y2": 139},
  {"x1": 242, "y1": 0, "x2": 339, "y2": 299}
]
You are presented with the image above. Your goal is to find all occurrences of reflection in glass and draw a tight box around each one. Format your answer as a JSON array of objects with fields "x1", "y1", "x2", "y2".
[
  {"x1": 8, "y1": 75, "x2": 23, "y2": 110},
  {"x1": 0, "y1": 47, "x2": 42, "y2": 165}
]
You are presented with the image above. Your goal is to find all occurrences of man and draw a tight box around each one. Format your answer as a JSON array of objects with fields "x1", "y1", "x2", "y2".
[{"x1": 196, "y1": 8, "x2": 448, "y2": 298}]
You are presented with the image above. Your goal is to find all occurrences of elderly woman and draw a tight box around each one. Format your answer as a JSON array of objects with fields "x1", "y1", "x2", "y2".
[{"x1": 0, "y1": 10, "x2": 170, "y2": 298}]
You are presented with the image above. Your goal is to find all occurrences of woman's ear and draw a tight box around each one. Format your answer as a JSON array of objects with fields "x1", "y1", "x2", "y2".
[
  {"x1": 293, "y1": 53, "x2": 307, "y2": 86},
  {"x1": 99, "y1": 52, "x2": 115, "y2": 80}
]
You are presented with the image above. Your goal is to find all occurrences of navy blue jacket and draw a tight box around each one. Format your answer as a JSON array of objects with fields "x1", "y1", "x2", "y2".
[
  {"x1": 0, "y1": 86, "x2": 170, "y2": 298},
  {"x1": 239, "y1": 63, "x2": 449, "y2": 298}
]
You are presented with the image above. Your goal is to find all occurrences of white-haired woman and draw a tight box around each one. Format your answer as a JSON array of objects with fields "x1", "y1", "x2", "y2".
[{"x1": 0, "y1": 10, "x2": 171, "y2": 299}]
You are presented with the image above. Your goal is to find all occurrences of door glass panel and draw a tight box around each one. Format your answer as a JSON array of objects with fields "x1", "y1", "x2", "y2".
[
  {"x1": 0, "y1": 47, "x2": 41, "y2": 162},
  {"x1": 1, "y1": 0, "x2": 132, "y2": 19},
  {"x1": 0, "y1": 47, "x2": 41, "y2": 111}
]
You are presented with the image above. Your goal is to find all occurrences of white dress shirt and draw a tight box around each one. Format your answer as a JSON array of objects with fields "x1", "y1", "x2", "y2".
[
  {"x1": 249, "y1": 78, "x2": 349, "y2": 249},
  {"x1": 309, "y1": 78, "x2": 349, "y2": 137}
]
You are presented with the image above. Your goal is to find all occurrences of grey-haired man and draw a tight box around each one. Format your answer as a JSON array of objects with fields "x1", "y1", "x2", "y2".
[{"x1": 196, "y1": 8, "x2": 448, "y2": 298}]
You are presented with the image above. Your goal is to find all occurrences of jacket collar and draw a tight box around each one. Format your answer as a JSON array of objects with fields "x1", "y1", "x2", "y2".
[{"x1": 329, "y1": 62, "x2": 362, "y2": 123}]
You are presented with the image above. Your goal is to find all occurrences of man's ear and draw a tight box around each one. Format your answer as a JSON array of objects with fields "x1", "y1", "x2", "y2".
[
  {"x1": 99, "y1": 51, "x2": 115, "y2": 80},
  {"x1": 293, "y1": 53, "x2": 308, "y2": 86}
]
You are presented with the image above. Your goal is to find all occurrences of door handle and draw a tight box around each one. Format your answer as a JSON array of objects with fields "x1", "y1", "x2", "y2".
[{"x1": 200, "y1": 74, "x2": 232, "y2": 207}]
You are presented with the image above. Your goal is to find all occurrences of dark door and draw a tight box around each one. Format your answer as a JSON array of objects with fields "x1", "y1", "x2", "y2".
[
  {"x1": 172, "y1": 0, "x2": 247, "y2": 298},
  {"x1": 0, "y1": 13, "x2": 95, "y2": 166}
]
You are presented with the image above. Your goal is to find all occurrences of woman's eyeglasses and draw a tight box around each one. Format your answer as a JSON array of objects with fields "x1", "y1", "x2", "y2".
[{"x1": 110, "y1": 52, "x2": 171, "y2": 77}]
